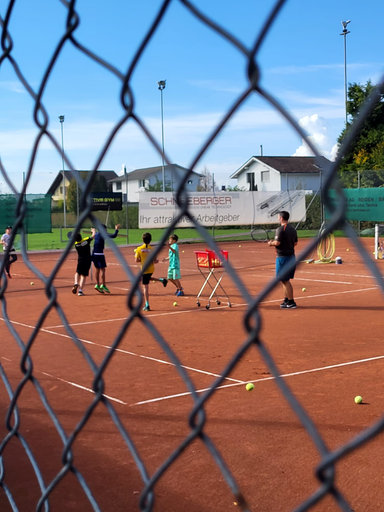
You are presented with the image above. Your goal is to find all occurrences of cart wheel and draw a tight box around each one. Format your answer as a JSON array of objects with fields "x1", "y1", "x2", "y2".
[
  {"x1": 216, "y1": 300, "x2": 221, "y2": 305},
  {"x1": 206, "y1": 304, "x2": 210, "y2": 310},
  {"x1": 197, "y1": 302, "x2": 200, "y2": 307}
]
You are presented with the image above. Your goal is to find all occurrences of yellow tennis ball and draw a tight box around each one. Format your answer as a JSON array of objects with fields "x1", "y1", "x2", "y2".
[
  {"x1": 173, "y1": 302, "x2": 177, "y2": 306},
  {"x1": 302, "y1": 287, "x2": 306, "y2": 292},
  {"x1": 245, "y1": 383, "x2": 254, "y2": 391},
  {"x1": 30, "y1": 282, "x2": 34, "y2": 286},
  {"x1": 346, "y1": 249, "x2": 349, "y2": 251},
  {"x1": 239, "y1": 245, "x2": 241, "y2": 247},
  {"x1": 354, "y1": 395, "x2": 363, "y2": 404}
]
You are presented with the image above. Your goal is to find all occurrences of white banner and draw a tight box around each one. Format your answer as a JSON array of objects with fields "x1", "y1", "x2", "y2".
[{"x1": 138, "y1": 191, "x2": 306, "y2": 229}]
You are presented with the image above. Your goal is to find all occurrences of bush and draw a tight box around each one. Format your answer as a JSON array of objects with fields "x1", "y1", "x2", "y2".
[{"x1": 110, "y1": 205, "x2": 138, "y2": 229}]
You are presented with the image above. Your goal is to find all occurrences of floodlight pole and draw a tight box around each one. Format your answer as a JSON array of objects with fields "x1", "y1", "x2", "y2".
[
  {"x1": 59, "y1": 115, "x2": 67, "y2": 228},
  {"x1": 340, "y1": 21, "x2": 351, "y2": 126},
  {"x1": 124, "y1": 164, "x2": 129, "y2": 244},
  {"x1": 157, "y1": 80, "x2": 166, "y2": 192}
]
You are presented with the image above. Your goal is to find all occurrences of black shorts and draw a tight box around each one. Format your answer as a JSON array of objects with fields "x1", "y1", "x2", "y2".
[
  {"x1": 142, "y1": 273, "x2": 153, "y2": 285},
  {"x1": 92, "y1": 254, "x2": 106, "y2": 269},
  {"x1": 76, "y1": 259, "x2": 92, "y2": 277}
]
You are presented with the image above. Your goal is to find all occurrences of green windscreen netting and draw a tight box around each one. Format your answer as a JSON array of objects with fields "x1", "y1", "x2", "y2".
[{"x1": 0, "y1": 194, "x2": 51, "y2": 233}]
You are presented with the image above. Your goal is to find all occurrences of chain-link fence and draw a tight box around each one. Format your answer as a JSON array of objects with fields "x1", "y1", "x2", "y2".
[{"x1": 1, "y1": 1, "x2": 384, "y2": 511}]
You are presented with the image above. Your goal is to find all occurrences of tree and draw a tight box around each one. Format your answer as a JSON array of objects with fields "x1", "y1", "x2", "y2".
[
  {"x1": 67, "y1": 172, "x2": 108, "y2": 213},
  {"x1": 338, "y1": 80, "x2": 384, "y2": 188},
  {"x1": 226, "y1": 185, "x2": 245, "y2": 191},
  {"x1": 145, "y1": 176, "x2": 173, "y2": 192},
  {"x1": 196, "y1": 167, "x2": 218, "y2": 192}
]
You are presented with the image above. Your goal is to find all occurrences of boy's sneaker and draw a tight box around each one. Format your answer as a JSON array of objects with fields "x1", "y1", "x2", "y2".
[
  {"x1": 280, "y1": 297, "x2": 288, "y2": 307},
  {"x1": 95, "y1": 285, "x2": 104, "y2": 294},
  {"x1": 143, "y1": 305, "x2": 150, "y2": 311},
  {"x1": 6, "y1": 270, "x2": 11, "y2": 278},
  {"x1": 176, "y1": 290, "x2": 185, "y2": 296},
  {"x1": 100, "y1": 284, "x2": 110, "y2": 293},
  {"x1": 78, "y1": 290, "x2": 84, "y2": 296},
  {"x1": 161, "y1": 278, "x2": 168, "y2": 288},
  {"x1": 72, "y1": 284, "x2": 79, "y2": 294},
  {"x1": 280, "y1": 300, "x2": 297, "y2": 309},
  {"x1": 175, "y1": 289, "x2": 179, "y2": 295}
]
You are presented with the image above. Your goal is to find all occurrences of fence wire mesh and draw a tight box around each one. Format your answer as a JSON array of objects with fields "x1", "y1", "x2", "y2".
[{"x1": 1, "y1": 1, "x2": 384, "y2": 511}]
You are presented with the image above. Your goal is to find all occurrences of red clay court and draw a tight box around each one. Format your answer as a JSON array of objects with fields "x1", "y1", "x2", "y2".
[{"x1": 1, "y1": 237, "x2": 384, "y2": 511}]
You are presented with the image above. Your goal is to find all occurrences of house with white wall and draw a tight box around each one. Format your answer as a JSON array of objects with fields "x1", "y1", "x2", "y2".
[
  {"x1": 230, "y1": 156, "x2": 331, "y2": 192},
  {"x1": 109, "y1": 164, "x2": 203, "y2": 202}
]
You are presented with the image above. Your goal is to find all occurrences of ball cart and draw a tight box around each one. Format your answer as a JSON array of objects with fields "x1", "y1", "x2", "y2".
[{"x1": 194, "y1": 249, "x2": 231, "y2": 310}]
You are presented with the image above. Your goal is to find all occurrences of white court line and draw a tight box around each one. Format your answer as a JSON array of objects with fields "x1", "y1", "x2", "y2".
[
  {"x1": 0, "y1": 356, "x2": 126, "y2": 405},
  {"x1": 298, "y1": 270, "x2": 381, "y2": 279},
  {"x1": 41, "y1": 371, "x2": 127, "y2": 405},
  {"x1": 44, "y1": 285, "x2": 378, "y2": 329},
  {"x1": 131, "y1": 353, "x2": 384, "y2": 406},
  {"x1": 45, "y1": 303, "x2": 230, "y2": 328},
  {"x1": 0, "y1": 318, "x2": 242, "y2": 384},
  {"x1": 251, "y1": 274, "x2": 354, "y2": 285},
  {"x1": 229, "y1": 286, "x2": 378, "y2": 308}
]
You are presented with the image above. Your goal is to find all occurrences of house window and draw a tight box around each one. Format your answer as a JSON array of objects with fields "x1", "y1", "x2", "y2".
[
  {"x1": 116, "y1": 182, "x2": 122, "y2": 191},
  {"x1": 139, "y1": 179, "x2": 145, "y2": 187},
  {"x1": 261, "y1": 171, "x2": 270, "y2": 183},
  {"x1": 188, "y1": 180, "x2": 193, "y2": 185},
  {"x1": 247, "y1": 173, "x2": 257, "y2": 191},
  {"x1": 59, "y1": 186, "x2": 63, "y2": 194}
]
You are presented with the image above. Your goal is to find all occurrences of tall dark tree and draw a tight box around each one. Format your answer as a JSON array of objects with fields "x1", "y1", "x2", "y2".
[
  {"x1": 67, "y1": 172, "x2": 108, "y2": 213},
  {"x1": 338, "y1": 80, "x2": 384, "y2": 188}
]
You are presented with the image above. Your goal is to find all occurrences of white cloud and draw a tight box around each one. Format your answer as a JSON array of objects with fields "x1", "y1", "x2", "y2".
[
  {"x1": 292, "y1": 114, "x2": 338, "y2": 161},
  {"x1": 0, "y1": 81, "x2": 26, "y2": 93},
  {"x1": 268, "y1": 63, "x2": 380, "y2": 75},
  {"x1": 188, "y1": 80, "x2": 243, "y2": 93}
]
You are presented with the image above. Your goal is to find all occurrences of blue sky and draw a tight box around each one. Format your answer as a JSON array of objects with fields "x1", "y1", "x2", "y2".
[{"x1": 0, "y1": 0, "x2": 383, "y2": 194}]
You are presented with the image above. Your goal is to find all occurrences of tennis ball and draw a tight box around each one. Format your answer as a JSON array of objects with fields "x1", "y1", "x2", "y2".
[
  {"x1": 245, "y1": 383, "x2": 254, "y2": 391},
  {"x1": 354, "y1": 395, "x2": 363, "y2": 404},
  {"x1": 302, "y1": 287, "x2": 306, "y2": 292},
  {"x1": 173, "y1": 302, "x2": 177, "y2": 306},
  {"x1": 30, "y1": 282, "x2": 34, "y2": 286},
  {"x1": 239, "y1": 245, "x2": 241, "y2": 247},
  {"x1": 347, "y1": 249, "x2": 349, "y2": 251}
]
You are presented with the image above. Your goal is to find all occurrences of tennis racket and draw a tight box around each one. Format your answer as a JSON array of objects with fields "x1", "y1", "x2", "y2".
[{"x1": 251, "y1": 227, "x2": 270, "y2": 243}]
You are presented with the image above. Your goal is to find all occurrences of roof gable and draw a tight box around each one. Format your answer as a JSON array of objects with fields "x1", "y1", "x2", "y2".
[
  {"x1": 230, "y1": 156, "x2": 330, "y2": 179},
  {"x1": 47, "y1": 170, "x2": 118, "y2": 195},
  {"x1": 109, "y1": 164, "x2": 204, "y2": 182}
]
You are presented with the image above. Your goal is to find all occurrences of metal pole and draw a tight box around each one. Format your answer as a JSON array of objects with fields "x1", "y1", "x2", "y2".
[
  {"x1": 343, "y1": 35, "x2": 347, "y2": 125},
  {"x1": 124, "y1": 165, "x2": 129, "y2": 244},
  {"x1": 77, "y1": 181, "x2": 79, "y2": 223},
  {"x1": 340, "y1": 21, "x2": 351, "y2": 126},
  {"x1": 358, "y1": 169, "x2": 360, "y2": 235},
  {"x1": 157, "y1": 80, "x2": 166, "y2": 192},
  {"x1": 23, "y1": 172, "x2": 28, "y2": 251},
  {"x1": 59, "y1": 115, "x2": 66, "y2": 228}
]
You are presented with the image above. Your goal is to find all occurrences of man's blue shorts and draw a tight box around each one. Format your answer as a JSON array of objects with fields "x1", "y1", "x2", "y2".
[
  {"x1": 92, "y1": 254, "x2": 106, "y2": 269},
  {"x1": 276, "y1": 255, "x2": 296, "y2": 282}
]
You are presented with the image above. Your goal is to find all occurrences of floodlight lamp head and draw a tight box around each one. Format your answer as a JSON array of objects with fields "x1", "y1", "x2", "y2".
[
  {"x1": 59, "y1": 115, "x2": 65, "y2": 123},
  {"x1": 157, "y1": 80, "x2": 166, "y2": 90},
  {"x1": 341, "y1": 20, "x2": 351, "y2": 31}
]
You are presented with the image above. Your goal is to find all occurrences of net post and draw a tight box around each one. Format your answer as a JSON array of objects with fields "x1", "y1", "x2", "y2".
[{"x1": 375, "y1": 223, "x2": 379, "y2": 259}]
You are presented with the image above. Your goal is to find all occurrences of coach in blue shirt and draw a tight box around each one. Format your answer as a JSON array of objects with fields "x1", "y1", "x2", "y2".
[{"x1": 91, "y1": 223, "x2": 120, "y2": 294}]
